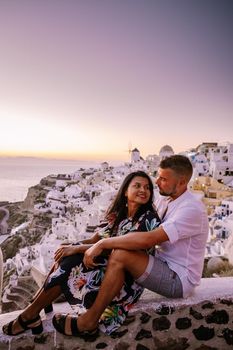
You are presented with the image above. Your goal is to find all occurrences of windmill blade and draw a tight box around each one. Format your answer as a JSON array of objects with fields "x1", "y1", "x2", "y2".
[{"x1": 128, "y1": 141, "x2": 132, "y2": 154}]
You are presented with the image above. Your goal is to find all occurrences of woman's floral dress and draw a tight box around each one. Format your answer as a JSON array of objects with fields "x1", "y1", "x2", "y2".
[{"x1": 45, "y1": 210, "x2": 160, "y2": 334}]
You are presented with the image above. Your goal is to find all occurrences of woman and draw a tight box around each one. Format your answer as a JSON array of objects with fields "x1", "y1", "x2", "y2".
[{"x1": 2, "y1": 171, "x2": 160, "y2": 336}]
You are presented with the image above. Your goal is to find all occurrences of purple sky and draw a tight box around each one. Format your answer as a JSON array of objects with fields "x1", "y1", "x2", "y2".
[{"x1": 0, "y1": 0, "x2": 232, "y2": 161}]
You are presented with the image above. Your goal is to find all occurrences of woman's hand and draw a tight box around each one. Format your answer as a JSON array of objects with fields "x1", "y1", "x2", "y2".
[
  {"x1": 83, "y1": 241, "x2": 104, "y2": 269},
  {"x1": 54, "y1": 245, "x2": 79, "y2": 262}
]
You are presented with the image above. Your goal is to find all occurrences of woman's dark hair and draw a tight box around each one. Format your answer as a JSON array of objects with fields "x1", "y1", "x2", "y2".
[{"x1": 106, "y1": 171, "x2": 156, "y2": 233}]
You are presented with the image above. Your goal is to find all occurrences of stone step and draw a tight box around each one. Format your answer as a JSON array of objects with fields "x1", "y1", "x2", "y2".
[
  {"x1": 1, "y1": 300, "x2": 17, "y2": 314},
  {"x1": 4, "y1": 292, "x2": 26, "y2": 304},
  {"x1": 17, "y1": 278, "x2": 38, "y2": 294},
  {"x1": 1, "y1": 296, "x2": 26, "y2": 313},
  {"x1": 10, "y1": 286, "x2": 32, "y2": 299}
]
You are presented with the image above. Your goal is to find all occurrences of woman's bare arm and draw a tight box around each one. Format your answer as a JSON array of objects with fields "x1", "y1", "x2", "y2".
[{"x1": 78, "y1": 231, "x2": 101, "y2": 244}]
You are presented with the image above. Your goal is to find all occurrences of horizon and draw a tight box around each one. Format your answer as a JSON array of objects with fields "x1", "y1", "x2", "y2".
[
  {"x1": 0, "y1": 140, "x2": 207, "y2": 163},
  {"x1": 0, "y1": 1, "x2": 232, "y2": 159},
  {"x1": 0, "y1": 154, "x2": 126, "y2": 165}
]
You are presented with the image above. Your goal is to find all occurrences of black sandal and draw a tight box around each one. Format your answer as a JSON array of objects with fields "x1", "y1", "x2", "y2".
[
  {"x1": 2, "y1": 314, "x2": 43, "y2": 336},
  {"x1": 44, "y1": 304, "x2": 53, "y2": 313},
  {"x1": 52, "y1": 314, "x2": 99, "y2": 340}
]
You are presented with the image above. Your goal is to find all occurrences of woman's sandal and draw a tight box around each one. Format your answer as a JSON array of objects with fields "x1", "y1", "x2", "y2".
[
  {"x1": 44, "y1": 304, "x2": 53, "y2": 313},
  {"x1": 52, "y1": 314, "x2": 99, "y2": 340},
  {"x1": 2, "y1": 314, "x2": 43, "y2": 336}
]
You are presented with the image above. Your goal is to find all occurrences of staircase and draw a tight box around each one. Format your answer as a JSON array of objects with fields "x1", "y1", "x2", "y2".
[{"x1": 1, "y1": 275, "x2": 39, "y2": 313}]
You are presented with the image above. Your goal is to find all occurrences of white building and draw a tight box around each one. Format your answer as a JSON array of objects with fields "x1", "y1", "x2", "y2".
[
  {"x1": 93, "y1": 190, "x2": 116, "y2": 213},
  {"x1": 101, "y1": 162, "x2": 109, "y2": 171},
  {"x1": 196, "y1": 142, "x2": 218, "y2": 160},
  {"x1": 52, "y1": 217, "x2": 79, "y2": 242},
  {"x1": 159, "y1": 145, "x2": 174, "y2": 160},
  {"x1": 14, "y1": 248, "x2": 31, "y2": 276},
  {"x1": 64, "y1": 184, "x2": 82, "y2": 199},
  {"x1": 209, "y1": 143, "x2": 233, "y2": 185},
  {"x1": 145, "y1": 154, "x2": 160, "y2": 174},
  {"x1": 39, "y1": 239, "x2": 61, "y2": 273},
  {"x1": 10, "y1": 221, "x2": 31, "y2": 236},
  {"x1": 225, "y1": 221, "x2": 233, "y2": 265},
  {"x1": 192, "y1": 153, "x2": 210, "y2": 177},
  {"x1": 131, "y1": 148, "x2": 141, "y2": 162}
]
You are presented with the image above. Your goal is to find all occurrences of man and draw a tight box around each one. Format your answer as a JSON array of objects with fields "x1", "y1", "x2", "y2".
[{"x1": 53, "y1": 155, "x2": 209, "y2": 336}]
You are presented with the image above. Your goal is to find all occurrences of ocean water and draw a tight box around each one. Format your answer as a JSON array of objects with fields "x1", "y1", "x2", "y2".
[{"x1": 0, "y1": 157, "x2": 102, "y2": 203}]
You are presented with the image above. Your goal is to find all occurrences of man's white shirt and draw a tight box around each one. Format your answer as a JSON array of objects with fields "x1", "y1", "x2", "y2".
[{"x1": 155, "y1": 190, "x2": 209, "y2": 297}]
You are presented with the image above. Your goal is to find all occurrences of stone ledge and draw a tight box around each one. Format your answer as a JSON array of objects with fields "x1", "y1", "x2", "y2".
[
  {"x1": 134, "y1": 276, "x2": 233, "y2": 310},
  {"x1": 0, "y1": 277, "x2": 232, "y2": 350}
]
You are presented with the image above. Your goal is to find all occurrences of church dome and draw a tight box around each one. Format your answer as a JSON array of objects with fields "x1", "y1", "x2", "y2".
[{"x1": 159, "y1": 145, "x2": 174, "y2": 154}]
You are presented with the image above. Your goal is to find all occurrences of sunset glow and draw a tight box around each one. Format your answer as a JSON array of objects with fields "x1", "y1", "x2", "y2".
[{"x1": 0, "y1": 1, "x2": 232, "y2": 161}]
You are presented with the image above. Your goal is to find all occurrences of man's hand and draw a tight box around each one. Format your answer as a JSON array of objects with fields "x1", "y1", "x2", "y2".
[{"x1": 83, "y1": 241, "x2": 104, "y2": 269}]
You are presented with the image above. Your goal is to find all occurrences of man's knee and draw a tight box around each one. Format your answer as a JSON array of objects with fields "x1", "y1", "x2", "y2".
[
  {"x1": 108, "y1": 249, "x2": 149, "y2": 279},
  {"x1": 108, "y1": 249, "x2": 130, "y2": 266}
]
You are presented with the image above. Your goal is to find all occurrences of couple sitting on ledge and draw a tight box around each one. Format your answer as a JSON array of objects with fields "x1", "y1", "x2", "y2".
[{"x1": 2, "y1": 155, "x2": 208, "y2": 339}]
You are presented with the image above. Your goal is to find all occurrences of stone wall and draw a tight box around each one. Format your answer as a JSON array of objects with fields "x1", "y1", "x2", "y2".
[
  {"x1": 0, "y1": 277, "x2": 232, "y2": 350},
  {"x1": 0, "y1": 247, "x2": 3, "y2": 311}
]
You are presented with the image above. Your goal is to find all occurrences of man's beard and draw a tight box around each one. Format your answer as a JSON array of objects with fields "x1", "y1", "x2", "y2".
[{"x1": 159, "y1": 184, "x2": 177, "y2": 197}]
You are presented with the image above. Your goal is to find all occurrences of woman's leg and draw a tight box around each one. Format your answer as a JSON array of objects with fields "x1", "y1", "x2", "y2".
[
  {"x1": 3, "y1": 252, "x2": 89, "y2": 335},
  {"x1": 25, "y1": 284, "x2": 62, "y2": 318},
  {"x1": 53, "y1": 250, "x2": 149, "y2": 335},
  {"x1": 31, "y1": 262, "x2": 57, "y2": 302},
  {"x1": 3, "y1": 284, "x2": 62, "y2": 335}
]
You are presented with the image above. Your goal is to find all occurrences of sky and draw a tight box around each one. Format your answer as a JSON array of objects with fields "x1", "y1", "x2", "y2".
[{"x1": 0, "y1": 0, "x2": 232, "y2": 161}]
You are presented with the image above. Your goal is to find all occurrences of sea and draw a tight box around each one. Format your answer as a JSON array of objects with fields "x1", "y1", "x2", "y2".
[{"x1": 0, "y1": 157, "x2": 119, "y2": 203}]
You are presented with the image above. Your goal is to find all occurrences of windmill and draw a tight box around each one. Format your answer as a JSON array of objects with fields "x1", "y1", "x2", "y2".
[
  {"x1": 124, "y1": 141, "x2": 133, "y2": 162},
  {"x1": 127, "y1": 141, "x2": 132, "y2": 162}
]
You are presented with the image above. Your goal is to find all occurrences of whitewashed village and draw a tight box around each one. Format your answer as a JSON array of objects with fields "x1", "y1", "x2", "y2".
[{"x1": 1, "y1": 141, "x2": 233, "y2": 313}]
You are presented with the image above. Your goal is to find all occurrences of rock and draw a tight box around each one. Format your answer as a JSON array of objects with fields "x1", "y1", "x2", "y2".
[
  {"x1": 153, "y1": 336, "x2": 189, "y2": 350},
  {"x1": 221, "y1": 328, "x2": 233, "y2": 345},
  {"x1": 205, "y1": 310, "x2": 229, "y2": 324},
  {"x1": 140, "y1": 312, "x2": 151, "y2": 324},
  {"x1": 110, "y1": 329, "x2": 128, "y2": 339},
  {"x1": 193, "y1": 325, "x2": 215, "y2": 341},
  {"x1": 189, "y1": 307, "x2": 204, "y2": 320},
  {"x1": 135, "y1": 329, "x2": 152, "y2": 340},
  {"x1": 156, "y1": 305, "x2": 174, "y2": 315},
  {"x1": 96, "y1": 343, "x2": 108, "y2": 349},
  {"x1": 153, "y1": 316, "x2": 171, "y2": 331},
  {"x1": 194, "y1": 345, "x2": 218, "y2": 350},
  {"x1": 123, "y1": 315, "x2": 136, "y2": 325},
  {"x1": 220, "y1": 299, "x2": 233, "y2": 306},
  {"x1": 114, "y1": 341, "x2": 130, "y2": 350},
  {"x1": 202, "y1": 302, "x2": 214, "y2": 309},
  {"x1": 136, "y1": 345, "x2": 150, "y2": 350},
  {"x1": 206, "y1": 257, "x2": 225, "y2": 273},
  {"x1": 175, "y1": 317, "x2": 192, "y2": 329}
]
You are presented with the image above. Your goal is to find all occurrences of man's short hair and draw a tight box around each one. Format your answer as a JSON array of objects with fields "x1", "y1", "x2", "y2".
[{"x1": 159, "y1": 155, "x2": 193, "y2": 181}]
